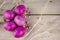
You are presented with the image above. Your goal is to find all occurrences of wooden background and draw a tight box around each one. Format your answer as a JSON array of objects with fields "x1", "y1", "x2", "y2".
[{"x1": 0, "y1": 0, "x2": 60, "y2": 40}]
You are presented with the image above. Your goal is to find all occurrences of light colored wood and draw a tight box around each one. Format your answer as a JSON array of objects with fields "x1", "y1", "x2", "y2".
[{"x1": 0, "y1": 0, "x2": 60, "y2": 40}]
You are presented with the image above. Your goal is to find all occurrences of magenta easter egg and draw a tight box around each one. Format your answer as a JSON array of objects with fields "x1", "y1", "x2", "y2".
[
  {"x1": 4, "y1": 21, "x2": 16, "y2": 31},
  {"x1": 14, "y1": 15, "x2": 26, "y2": 26},
  {"x1": 14, "y1": 27, "x2": 26, "y2": 38},
  {"x1": 15, "y1": 5, "x2": 26, "y2": 15},
  {"x1": 3, "y1": 10, "x2": 15, "y2": 21}
]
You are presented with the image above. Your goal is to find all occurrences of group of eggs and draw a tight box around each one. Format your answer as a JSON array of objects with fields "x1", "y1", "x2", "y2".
[{"x1": 3, "y1": 4, "x2": 28, "y2": 38}]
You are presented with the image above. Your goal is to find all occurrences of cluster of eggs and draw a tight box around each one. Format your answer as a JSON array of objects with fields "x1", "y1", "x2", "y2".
[{"x1": 3, "y1": 5, "x2": 27, "y2": 38}]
